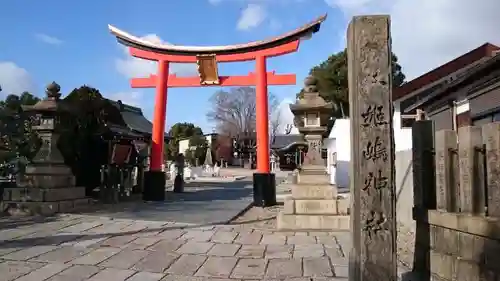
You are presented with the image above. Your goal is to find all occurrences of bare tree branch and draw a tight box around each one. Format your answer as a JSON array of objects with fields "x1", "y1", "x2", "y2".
[
  {"x1": 206, "y1": 87, "x2": 279, "y2": 141},
  {"x1": 269, "y1": 97, "x2": 281, "y2": 145}
]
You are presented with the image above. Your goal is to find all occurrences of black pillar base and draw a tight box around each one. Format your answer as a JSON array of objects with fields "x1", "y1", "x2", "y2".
[
  {"x1": 253, "y1": 173, "x2": 276, "y2": 207},
  {"x1": 143, "y1": 171, "x2": 166, "y2": 201},
  {"x1": 173, "y1": 175, "x2": 184, "y2": 193}
]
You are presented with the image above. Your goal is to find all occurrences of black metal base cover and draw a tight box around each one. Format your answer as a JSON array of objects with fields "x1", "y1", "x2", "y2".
[
  {"x1": 173, "y1": 175, "x2": 184, "y2": 193},
  {"x1": 252, "y1": 172, "x2": 277, "y2": 207},
  {"x1": 143, "y1": 171, "x2": 166, "y2": 201}
]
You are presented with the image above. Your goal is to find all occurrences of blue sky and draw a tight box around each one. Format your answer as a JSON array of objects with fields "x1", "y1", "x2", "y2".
[
  {"x1": 1, "y1": 0, "x2": 496, "y2": 133},
  {"x1": 0, "y1": 0, "x2": 348, "y2": 133}
]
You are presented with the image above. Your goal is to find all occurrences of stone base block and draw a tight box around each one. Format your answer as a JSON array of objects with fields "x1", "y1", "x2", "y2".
[
  {"x1": 297, "y1": 173, "x2": 330, "y2": 185},
  {"x1": 22, "y1": 174, "x2": 75, "y2": 189},
  {"x1": 291, "y1": 184, "x2": 337, "y2": 199},
  {"x1": 3, "y1": 186, "x2": 86, "y2": 202},
  {"x1": 337, "y1": 197, "x2": 350, "y2": 215},
  {"x1": 277, "y1": 213, "x2": 350, "y2": 231},
  {"x1": 1, "y1": 198, "x2": 92, "y2": 216},
  {"x1": 23, "y1": 164, "x2": 76, "y2": 188},
  {"x1": 283, "y1": 198, "x2": 350, "y2": 215}
]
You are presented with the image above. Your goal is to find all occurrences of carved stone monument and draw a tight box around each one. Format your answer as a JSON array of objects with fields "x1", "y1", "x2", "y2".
[
  {"x1": 347, "y1": 16, "x2": 397, "y2": 281},
  {"x1": 276, "y1": 76, "x2": 350, "y2": 230},
  {"x1": 1, "y1": 82, "x2": 91, "y2": 215}
]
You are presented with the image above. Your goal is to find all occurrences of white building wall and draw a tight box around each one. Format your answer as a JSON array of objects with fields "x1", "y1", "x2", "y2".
[
  {"x1": 178, "y1": 135, "x2": 213, "y2": 156},
  {"x1": 178, "y1": 139, "x2": 190, "y2": 155},
  {"x1": 327, "y1": 101, "x2": 413, "y2": 189}
]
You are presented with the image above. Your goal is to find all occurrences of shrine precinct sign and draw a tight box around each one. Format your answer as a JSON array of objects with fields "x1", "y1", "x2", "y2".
[{"x1": 347, "y1": 15, "x2": 397, "y2": 281}]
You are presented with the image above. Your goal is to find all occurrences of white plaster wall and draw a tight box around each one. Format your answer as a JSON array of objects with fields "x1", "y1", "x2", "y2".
[
  {"x1": 393, "y1": 100, "x2": 413, "y2": 152},
  {"x1": 205, "y1": 135, "x2": 213, "y2": 146},
  {"x1": 324, "y1": 138, "x2": 336, "y2": 184},
  {"x1": 178, "y1": 135, "x2": 212, "y2": 159},
  {"x1": 327, "y1": 102, "x2": 413, "y2": 189},
  {"x1": 327, "y1": 119, "x2": 351, "y2": 188},
  {"x1": 178, "y1": 139, "x2": 190, "y2": 155}
]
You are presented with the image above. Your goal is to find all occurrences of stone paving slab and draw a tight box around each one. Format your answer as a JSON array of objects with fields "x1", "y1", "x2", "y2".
[
  {"x1": 0, "y1": 214, "x2": 413, "y2": 281},
  {"x1": 71, "y1": 181, "x2": 254, "y2": 225}
]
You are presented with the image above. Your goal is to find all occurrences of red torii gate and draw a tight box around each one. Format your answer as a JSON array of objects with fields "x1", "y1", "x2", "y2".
[{"x1": 108, "y1": 15, "x2": 326, "y2": 202}]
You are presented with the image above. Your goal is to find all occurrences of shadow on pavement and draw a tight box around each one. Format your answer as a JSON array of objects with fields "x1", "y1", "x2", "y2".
[
  {"x1": 0, "y1": 212, "x2": 275, "y2": 249},
  {"x1": 64, "y1": 180, "x2": 254, "y2": 224},
  {"x1": 0, "y1": 216, "x2": 59, "y2": 230},
  {"x1": 0, "y1": 223, "x2": 200, "y2": 248}
]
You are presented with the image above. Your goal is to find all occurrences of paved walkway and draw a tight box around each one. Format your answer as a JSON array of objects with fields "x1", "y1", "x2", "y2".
[
  {"x1": 80, "y1": 180, "x2": 254, "y2": 225},
  {"x1": 0, "y1": 214, "x2": 351, "y2": 281},
  {"x1": 0, "y1": 174, "x2": 413, "y2": 280}
]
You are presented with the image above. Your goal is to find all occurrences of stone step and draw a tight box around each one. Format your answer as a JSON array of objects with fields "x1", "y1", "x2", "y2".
[
  {"x1": 297, "y1": 174, "x2": 330, "y2": 185},
  {"x1": 1, "y1": 198, "x2": 93, "y2": 216},
  {"x1": 277, "y1": 213, "x2": 350, "y2": 231},
  {"x1": 3, "y1": 186, "x2": 86, "y2": 202},
  {"x1": 291, "y1": 184, "x2": 337, "y2": 199},
  {"x1": 283, "y1": 198, "x2": 350, "y2": 215}
]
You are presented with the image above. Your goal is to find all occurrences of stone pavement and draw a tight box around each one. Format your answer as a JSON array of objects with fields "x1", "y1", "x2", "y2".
[
  {"x1": 0, "y1": 213, "x2": 353, "y2": 281},
  {"x1": 76, "y1": 180, "x2": 254, "y2": 225}
]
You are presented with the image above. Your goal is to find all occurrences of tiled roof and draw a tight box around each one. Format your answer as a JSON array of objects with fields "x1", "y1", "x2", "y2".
[
  {"x1": 106, "y1": 99, "x2": 169, "y2": 139},
  {"x1": 271, "y1": 134, "x2": 304, "y2": 149},
  {"x1": 394, "y1": 43, "x2": 500, "y2": 101}
]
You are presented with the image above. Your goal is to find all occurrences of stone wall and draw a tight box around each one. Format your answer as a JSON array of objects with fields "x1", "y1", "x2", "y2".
[
  {"x1": 415, "y1": 210, "x2": 500, "y2": 281},
  {"x1": 408, "y1": 120, "x2": 500, "y2": 281}
]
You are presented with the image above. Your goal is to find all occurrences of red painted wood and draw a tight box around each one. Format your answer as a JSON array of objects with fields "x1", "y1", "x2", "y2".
[
  {"x1": 131, "y1": 72, "x2": 296, "y2": 88},
  {"x1": 129, "y1": 40, "x2": 300, "y2": 63},
  {"x1": 127, "y1": 37, "x2": 301, "y2": 173},
  {"x1": 150, "y1": 60, "x2": 169, "y2": 171},
  {"x1": 255, "y1": 56, "x2": 270, "y2": 173}
]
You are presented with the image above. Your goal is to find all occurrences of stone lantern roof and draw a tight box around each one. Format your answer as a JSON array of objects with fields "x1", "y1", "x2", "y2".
[
  {"x1": 22, "y1": 82, "x2": 72, "y2": 113},
  {"x1": 289, "y1": 76, "x2": 333, "y2": 114}
]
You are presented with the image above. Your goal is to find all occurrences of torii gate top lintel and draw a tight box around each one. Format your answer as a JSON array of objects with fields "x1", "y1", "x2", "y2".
[
  {"x1": 108, "y1": 14, "x2": 326, "y2": 57},
  {"x1": 108, "y1": 14, "x2": 326, "y2": 87}
]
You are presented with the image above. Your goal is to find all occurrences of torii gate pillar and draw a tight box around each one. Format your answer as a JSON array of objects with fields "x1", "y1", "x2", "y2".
[{"x1": 108, "y1": 15, "x2": 326, "y2": 202}]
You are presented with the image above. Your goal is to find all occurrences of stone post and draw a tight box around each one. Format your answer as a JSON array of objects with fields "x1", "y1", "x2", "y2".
[
  {"x1": 482, "y1": 122, "x2": 500, "y2": 217},
  {"x1": 347, "y1": 16, "x2": 397, "y2": 281}
]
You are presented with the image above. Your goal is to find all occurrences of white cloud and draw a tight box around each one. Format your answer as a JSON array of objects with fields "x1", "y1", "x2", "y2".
[
  {"x1": 208, "y1": 0, "x2": 223, "y2": 4},
  {"x1": 272, "y1": 98, "x2": 300, "y2": 134},
  {"x1": 325, "y1": 0, "x2": 500, "y2": 80},
  {"x1": 0, "y1": 62, "x2": 36, "y2": 97},
  {"x1": 237, "y1": 4, "x2": 267, "y2": 31},
  {"x1": 34, "y1": 33, "x2": 63, "y2": 45},
  {"x1": 115, "y1": 34, "x2": 197, "y2": 79}
]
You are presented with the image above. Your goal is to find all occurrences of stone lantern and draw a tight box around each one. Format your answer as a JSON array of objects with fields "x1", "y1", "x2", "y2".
[
  {"x1": 277, "y1": 76, "x2": 349, "y2": 231},
  {"x1": 1, "y1": 82, "x2": 91, "y2": 215},
  {"x1": 23, "y1": 82, "x2": 70, "y2": 166},
  {"x1": 289, "y1": 75, "x2": 332, "y2": 178}
]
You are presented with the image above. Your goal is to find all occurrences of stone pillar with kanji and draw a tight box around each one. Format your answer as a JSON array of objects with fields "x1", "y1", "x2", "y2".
[
  {"x1": 276, "y1": 76, "x2": 350, "y2": 230},
  {"x1": 1, "y1": 82, "x2": 91, "y2": 216}
]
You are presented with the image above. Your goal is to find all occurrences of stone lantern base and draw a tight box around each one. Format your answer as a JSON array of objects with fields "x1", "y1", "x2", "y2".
[
  {"x1": 1, "y1": 164, "x2": 92, "y2": 216},
  {"x1": 277, "y1": 166, "x2": 350, "y2": 231}
]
